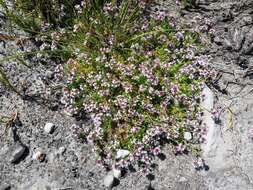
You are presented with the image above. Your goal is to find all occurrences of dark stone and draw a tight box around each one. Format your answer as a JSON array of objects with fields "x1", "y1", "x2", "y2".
[
  {"x1": 10, "y1": 144, "x2": 29, "y2": 164},
  {"x1": 1, "y1": 184, "x2": 11, "y2": 190}
]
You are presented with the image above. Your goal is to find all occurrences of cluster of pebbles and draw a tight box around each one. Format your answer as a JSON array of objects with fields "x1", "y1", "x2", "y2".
[{"x1": 7, "y1": 122, "x2": 55, "y2": 164}]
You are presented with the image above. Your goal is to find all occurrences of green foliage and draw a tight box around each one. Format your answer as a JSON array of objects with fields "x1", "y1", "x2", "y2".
[
  {"x1": 0, "y1": 67, "x2": 18, "y2": 94},
  {"x1": 0, "y1": 0, "x2": 211, "y2": 170}
]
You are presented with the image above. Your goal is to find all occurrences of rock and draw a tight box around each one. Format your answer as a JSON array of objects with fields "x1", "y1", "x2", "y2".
[
  {"x1": 213, "y1": 36, "x2": 223, "y2": 45},
  {"x1": 116, "y1": 149, "x2": 130, "y2": 159},
  {"x1": 223, "y1": 38, "x2": 232, "y2": 50},
  {"x1": 178, "y1": 176, "x2": 187, "y2": 182},
  {"x1": 45, "y1": 70, "x2": 54, "y2": 79},
  {"x1": 243, "y1": 28, "x2": 253, "y2": 54},
  {"x1": 201, "y1": 85, "x2": 214, "y2": 111},
  {"x1": 183, "y1": 132, "x2": 192, "y2": 141},
  {"x1": 112, "y1": 168, "x2": 121, "y2": 179},
  {"x1": 63, "y1": 110, "x2": 74, "y2": 117},
  {"x1": 44, "y1": 123, "x2": 55, "y2": 134},
  {"x1": 240, "y1": 16, "x2": 253, "y2": 26},
  {"x1": 58, "y1": 147, "x2": 66, "y2": 155},
  {"x1": 24, "y1": 179, "x2": 51, "y2": 190},
  {"x1": 243, "y1": 43, "x2": 253, "y2": 55},
  {"x1": 233, "y1": 28, "x2": 244, "y2": 51},
  {"x1": 33, "y1": 151, "x2": 46, "y2": 162},
  {"x1": 1, "y1": 184, "x2": 11, "y2": 190},
  {"x1": 10, "y1": 144, "x2": 26, "y2": 163},
  {"x1": 200, "y1": 85, "x2": 218, "y2": 156},
  {"x1": 103, "y1": 174, "x2": 115, "y2": 188},
  {"x1": 53, "y1": 133, "x2": 62, "y2": 141},
  {"x1": 221, "y1": 10, "x2": 233, "y2": 22}
]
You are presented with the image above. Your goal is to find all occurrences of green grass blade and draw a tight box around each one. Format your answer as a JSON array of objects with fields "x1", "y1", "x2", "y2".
[{"x1": 0, "y1": 67, "x2": 18, "y2": 94}]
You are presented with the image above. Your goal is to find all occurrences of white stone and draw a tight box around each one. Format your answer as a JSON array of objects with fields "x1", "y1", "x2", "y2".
[
  {"x1": 33, "y1": 151, "x2": 45, "y2": 162},
  {"x1": 63, "y1": 110, "x2": 73, "y2": 117},
  {"x1": 58, "y1": 147, "x2": 66, "y2": 155},
  {"x1": 179, "y1": 177, "x2": 187, "y2": 182},
  {"x1": 112, "y1": 168, "x2": 121, "y2": 178},
  {"x1": 116, "y1": 149, "x2": 130, "y2": 159},
  {"x1": 25, "y1": 179, "x2": 50, "y2": 190},
  {"x1": 103, "y1": 174, "x2": 114, "y2": 188},
  {"x1": 184, "y1": 132, "x2": 192, "y2": 141},
  {"x1": 200, "y1": 85, "x2": 218, "y2": 156},
  {"x1": 201, "y1": 85, "x2": 214, "y2": 111},
  {"x1": 44, "y1": 123, "x2": 55, "y2": 134},
  {"x1": 32, "y1": 151, "x2": 41, "y2": 160}
]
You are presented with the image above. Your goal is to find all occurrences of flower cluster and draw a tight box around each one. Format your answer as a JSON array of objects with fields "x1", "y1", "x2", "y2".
[
  {"x1": 7, "y1": 0, "x2": 214, "y2": 173},
  {"x1": 56, "y1": 1, "x2": 214, "y2": 172}
]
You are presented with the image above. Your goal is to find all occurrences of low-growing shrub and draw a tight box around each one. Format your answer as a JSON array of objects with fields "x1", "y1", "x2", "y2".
[{"x1": 1, "y1": 0, "x2": 213, "y2": 173}]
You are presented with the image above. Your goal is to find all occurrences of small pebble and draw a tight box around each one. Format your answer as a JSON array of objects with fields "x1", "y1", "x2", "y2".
[
  {"x1": 33, "y1": 151, "x2": 46, "y2": 162},
  {"x1": 10, "y1": 144, "x2": 26, "y2": 163},
  {"x1": 58, "y1": 147, "x2": 66, "y2": 155},
  {"x1": 116, "y1": 149, "x2": 130, "y2": 159},
  {"x1": 184, "y1": 132, "x2": 192, "y2": 141},
  {"x1": 63, "y1": 110, "x2": 74, "y2": 117},
  {"x1": 45, "y1": 70, "x2": 54, "y2": 79},
  {"x1": 44, "y1": 123, "x2": 55, "y2": 134},
  {"x1": 103, "y1": 174, "x2": 115, "y2": 188},
  {"x1": 179, "y1": 176, "x2": 187, "y2": 182},
  {"x1": 213, "y1": 36, "x2": 223, "y2": 45},
  {"x1": 112, "y1": 168, "x2": 121, "y2": 178},
  {"x1": 2, "y1": 184, "x2": 11, "y2": 190},
  {"x1": 53, "y1": 133, "x2": 62, "y2": 141}
]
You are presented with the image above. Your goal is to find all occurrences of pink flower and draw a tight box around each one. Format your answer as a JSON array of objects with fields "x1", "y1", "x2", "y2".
[
  {"x1": 171, "y1": 85, "x2": 179, "y2": 96},
  {"x1": 153, "y1": 147, "x2": 161, "y2": 156},
  {"x1": 176, "y1": 143, "x2": 186, "y2": 153}
]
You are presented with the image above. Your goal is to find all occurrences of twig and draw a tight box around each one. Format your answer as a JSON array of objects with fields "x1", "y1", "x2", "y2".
[
  {"x1": 0, "y1": 111, "x2": 18, "y2": 137},
  {"x1": 54, "y1": 187, "x2": 73, "y2": 190}
]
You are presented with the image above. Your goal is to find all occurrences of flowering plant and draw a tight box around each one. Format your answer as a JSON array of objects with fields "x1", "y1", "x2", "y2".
[
  {"x1": 2, "y1": 0, "x2": 213, "y2": 172},
  {"x1": 59, "y1": 1, "x2": 212, "y2": 171}
]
